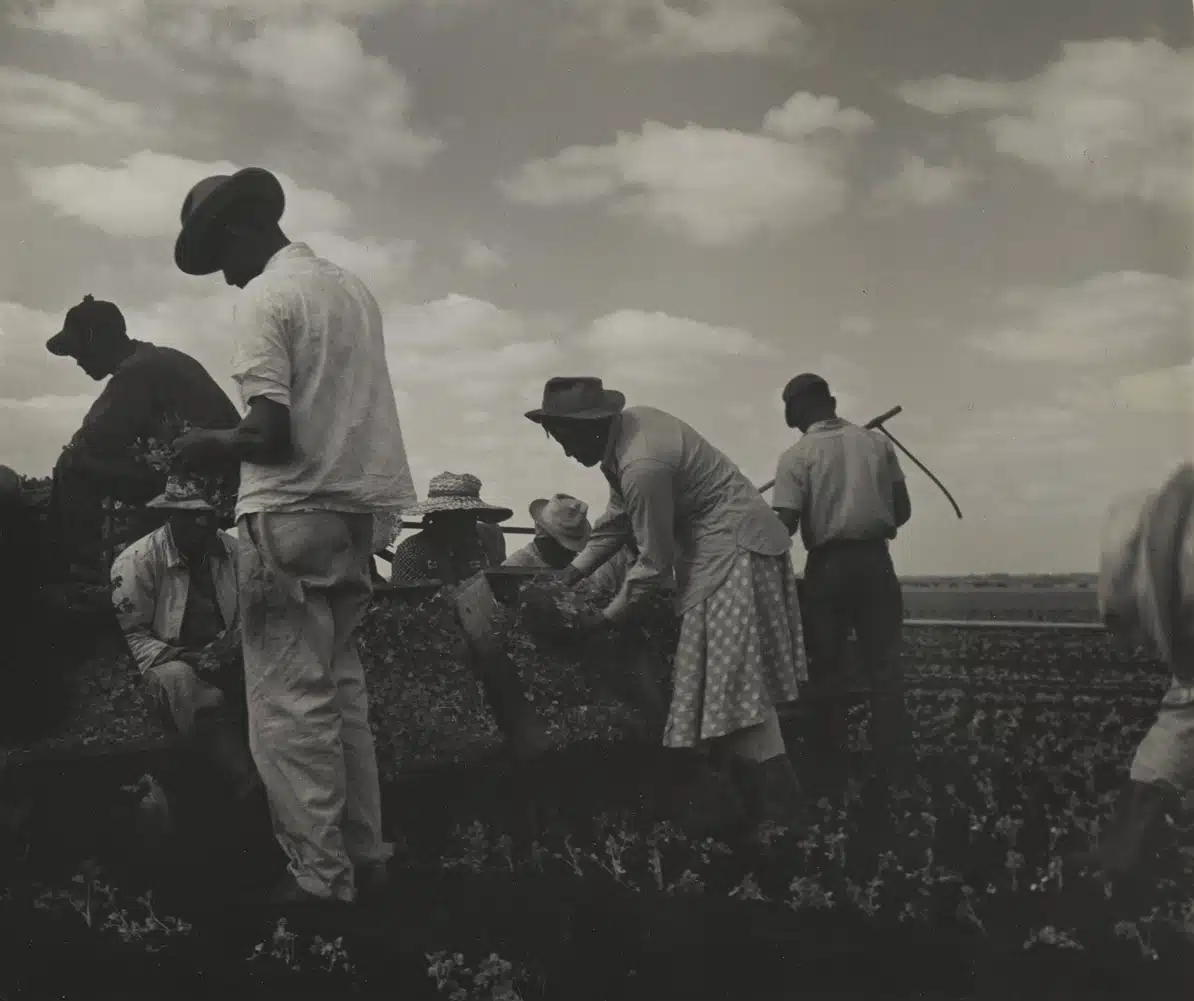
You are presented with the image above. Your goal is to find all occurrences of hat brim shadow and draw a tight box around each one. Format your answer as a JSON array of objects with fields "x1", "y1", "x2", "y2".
[
  {"x1": 405, "y1": 501, "x2": 514, "y2": 523},
  {"x1": 174, "y1": 168, "x2": 285, "y2": 276},
  {"x1": 146, "y1": 499, "x2": 214, "y2": 512}
]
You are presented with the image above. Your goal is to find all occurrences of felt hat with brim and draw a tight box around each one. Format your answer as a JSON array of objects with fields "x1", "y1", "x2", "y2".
[
  {"x1": 46, "y1": 294, "x2": 126, "y2": 358},
  {"x1": 525, "y1": 377, "x2": 625, "y2": 424},
  {"x1": 404, "y1": 472, "x2": 513, "y2": 523},
  {"x1": 529, "y1": 494, "x2": 591, "y2": 552},
  {"x1": 174, "y1": 167, "x2": 285, "y2": 276},
  {"x1": 146, "y1": 475, "x2": 214, "y2": 512}
]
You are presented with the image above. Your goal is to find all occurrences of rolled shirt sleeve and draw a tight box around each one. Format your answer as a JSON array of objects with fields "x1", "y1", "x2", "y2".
[
  {"x1": 880, "y1": 435, "x2": 906, "y2": 484},
  {"x1": 602, "y1": 459, "x2": 676, "y2": 623},
  {"x1": 771, "y1": 446, "x2": 807, "y2": 513},
  {"x1": 110, "y1": 547, "x2": 176, "y2": 675},
  {"x1": 230, "y1": 290, "x2": 292, "y2": 408}
]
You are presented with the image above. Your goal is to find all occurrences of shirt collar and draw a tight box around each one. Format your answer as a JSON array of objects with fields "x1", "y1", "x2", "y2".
[
  {"x1": 163, "y1": 524, "x2": 227, "y2": 570},
  {"x1": 807, "y1": 417, "x2": 848, "y2": 434},
  {"x1": 600, "y1": 412, "x2": 625, "y2": 481},
  {"x1": 263, "y1": 242, "x2": 315, "y2": 274}
]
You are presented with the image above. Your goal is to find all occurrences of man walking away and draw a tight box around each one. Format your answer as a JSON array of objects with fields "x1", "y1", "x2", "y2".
[
  {"x1": 772, "y1": 374, "x2": 911, "y2": 771},
  {"x1": 45, "y1": 295, "x2": 241, "y2": 579},
  {"x1": 170, "y1": 167, "x2": 417, "y2": 906}
]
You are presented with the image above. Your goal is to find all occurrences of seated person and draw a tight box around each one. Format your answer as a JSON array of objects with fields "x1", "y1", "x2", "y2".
[
  {"x1": 503, "y1": 494, "x2": 591, "y2": 571},
  {"x1": 389, "y1": 472, "x2": 550, "y2": 758},
  {"x1": 389, "y1": 472, "x2": 510, "y2": 587},
  {"x1": 110, "y1": 475, "x2": 259, "y2": 804}
]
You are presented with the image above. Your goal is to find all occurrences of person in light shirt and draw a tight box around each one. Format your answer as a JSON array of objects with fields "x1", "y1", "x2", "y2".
[
  {"x1": 772, "y1": 374, "x2": 911, "y2": 765},
  {"x1": 527, "y1": 377, "x2": 808, "y2": 840},
  {"x1": 503, "y1": 494, "x2": 592, "y2": 570},
  {"x1": 170, "y1": 166, "x2": 417, "y2": 907}
]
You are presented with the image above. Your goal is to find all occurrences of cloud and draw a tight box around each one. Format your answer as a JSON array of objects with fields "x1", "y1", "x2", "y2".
[
  {"x1": 461, "y1": 239, "x2": 509, "y2": 275},
  {"x1": 1114, "y1": 362, "x2": 1194, "y2": 414},
  {"x1": 18, "y1": 151, "x2": 415, "y2": 284},
  {"x1": 897, "y1": 75, "x2": 1018, "y2": 115},
  {"x1": 13, "y1": 1, "x2": 442, "y2": 173},
  {"x1": 230, "y1": 18, "x2": 442, "y2": 172},
  {"x1": 584, "y1": 309, "x2": 772, "y2": 360},
  {"x1": 874, "y1": 153, "x2": 976, "y2": 208},
  {"x1": 0, "y1": 67, "x2": 156, "y2": 137},
  {"x1": 899, "y1": 39, "x2": 1194, "y2": 210},
  {"x1": 502, "y1": 92, "x2": 871, "y2": 246},
  {"x1": 761, "y1": 93, "x2": 874, "y2": 138},
  {"x1": 559, "y1": 0, "x2": 803, "y2": 57},
  {"x1": 973, "y1": 271, "x2": 1193, "y2": 365}
]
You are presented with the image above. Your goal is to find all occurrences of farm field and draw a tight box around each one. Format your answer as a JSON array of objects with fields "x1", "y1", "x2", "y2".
[
  {"x1": 2, "y1": 589, "x2": 1191, "y2": 1000},
  {"x1": 902, "y1": 580, "x2": 1099, "y2": 624}
]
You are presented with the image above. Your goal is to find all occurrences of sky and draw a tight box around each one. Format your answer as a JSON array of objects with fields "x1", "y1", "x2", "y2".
[{"x1": 0, "y1": 0, "x2": 1191, "y2": 575}]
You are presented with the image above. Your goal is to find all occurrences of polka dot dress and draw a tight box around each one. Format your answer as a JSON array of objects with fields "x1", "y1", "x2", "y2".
[{"x1": 663, "y1": 550, "x2": 807, "y2": 748}]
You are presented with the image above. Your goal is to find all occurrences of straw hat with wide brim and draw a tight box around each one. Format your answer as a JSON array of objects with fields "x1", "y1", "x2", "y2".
[
  {"x1": 146, "y1": 475, "x2": 215, "y2": 512},
  {"x1": 525, "y1": 377, "x2": 625, "y2": 424},
  {"x1": 529, "y1": 494, "x2": 591, "y2": 552},
  {"x1": 404, "y1": 472, "x2": 513, "y2": 523},
  {"x1": 174, "y1": 167, "x2": 285, "y2": 276}
]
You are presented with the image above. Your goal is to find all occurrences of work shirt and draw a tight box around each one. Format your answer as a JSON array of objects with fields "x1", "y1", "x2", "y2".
[
  {"x1": 60, "y1": 340, "x2": 241, "y2": 504},
  {"x1": 1099, "y1": 466, "x2": 1194, "y2": 706},
  {"x1": 773, "y1": 417, "x2": 905, "y2": 552},
  {"x1": 110, "y1": 524, "x2": 238, "y2": 675},
  {"x1": 389, "y1": 521, "x2": 506, "y2": 587},
  {"x1": 504, "y1": 538, "x2": 553, "y2": 569},
  {"x1": 230, "y1": 242, "x2": 418, "y2": 521},
  {"x1": 572, "y1": 406, "x2": 789, "y2": 620}
]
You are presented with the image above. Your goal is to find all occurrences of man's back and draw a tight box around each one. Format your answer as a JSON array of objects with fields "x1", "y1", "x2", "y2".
[
  {"x1": 231, "y1": 243, "x2": 417, "y2": 518},
  {"x1": 775, "y1": 418, "x2": 903, "y2": 550},
  {"x1": 72, "y1": 342, "x2": 239, "y2": 445}
]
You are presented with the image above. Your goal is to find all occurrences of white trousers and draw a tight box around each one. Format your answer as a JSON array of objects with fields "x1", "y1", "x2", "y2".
[{"x1": 239, "y1": 511, "x2": 391, "y2": 902}]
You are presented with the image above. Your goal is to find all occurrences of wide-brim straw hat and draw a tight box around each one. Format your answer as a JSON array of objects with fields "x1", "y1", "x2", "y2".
[
  {"x1": 525, "y1": 377, "x2": 625, "y2": 424},
  {"x1": 174, "y1": 167, "x2": 285, "y2": 276},
  {"x1": 146, "y1": 475, "x2": 215, "y2": 512},
  {"x1": 404, "y1": 472, "x2": 513, "y2": 523},
  {"x1": 529, "y1": 494, "x2": 591, "y2": 552}
]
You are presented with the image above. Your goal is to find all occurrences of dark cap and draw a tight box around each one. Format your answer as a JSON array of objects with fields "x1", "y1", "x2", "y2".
[
  {"x1": 782, "y1": 373, "x2": 830, "y2": 402},
  {"x1": 46, "y1": 294, "x2": 127, "y2": 357}
]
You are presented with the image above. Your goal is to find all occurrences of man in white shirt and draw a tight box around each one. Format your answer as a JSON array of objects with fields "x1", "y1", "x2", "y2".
[
  {"x1": 171, "y1": 167, "x2": 417, "y2": 906},
  {"x1": 772, "y1": 374, "x2": 911, "y2": 764}
]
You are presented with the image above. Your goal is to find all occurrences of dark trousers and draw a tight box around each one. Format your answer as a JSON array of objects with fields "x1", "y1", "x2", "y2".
[
  {"x1": 800, "y1": 539, "x2": 908, "y2": 759},
  {"x1": 802, "y1": 539, "x2": 903, "y2": 691}
]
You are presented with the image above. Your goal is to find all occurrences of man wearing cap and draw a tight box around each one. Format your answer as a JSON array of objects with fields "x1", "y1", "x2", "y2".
[
  {"x1": 169, "y1": 166, "x2": 417, "y2": 906},
  {"x1": 772, "y1": 374, "x2": 912, "y2": 765},
  {"x1": 528, "y1": 377, "x2": 809, "y2": 840},
  {"x1": 504, "y1": 494, "x2": 592, "y2": 570},
  {"x1": 110, "y1": 475, "x2": 260, "y2": 810},
  {"x1": 46, "y1": 295, "x2": 241, "y2": 577},
  {"x1": 390, "y1": 472, "x2": 509, "y2": 586},
  {"x1": 1070, "y1": 464, "x2": 1194, "y2": 879}
]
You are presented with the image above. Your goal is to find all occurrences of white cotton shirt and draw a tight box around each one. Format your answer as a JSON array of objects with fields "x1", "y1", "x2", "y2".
[
  {"x1": 230, "y1": 243, "x2": 418, "y2": 520},
  {"x1": 772, "y1": 418, "x2": 905, "y2": 551}
]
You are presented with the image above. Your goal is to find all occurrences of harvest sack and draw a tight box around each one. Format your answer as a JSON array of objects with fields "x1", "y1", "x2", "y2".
[{"x1": 1098, "y1": 463, "x2": 1194, "y2": 793}]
